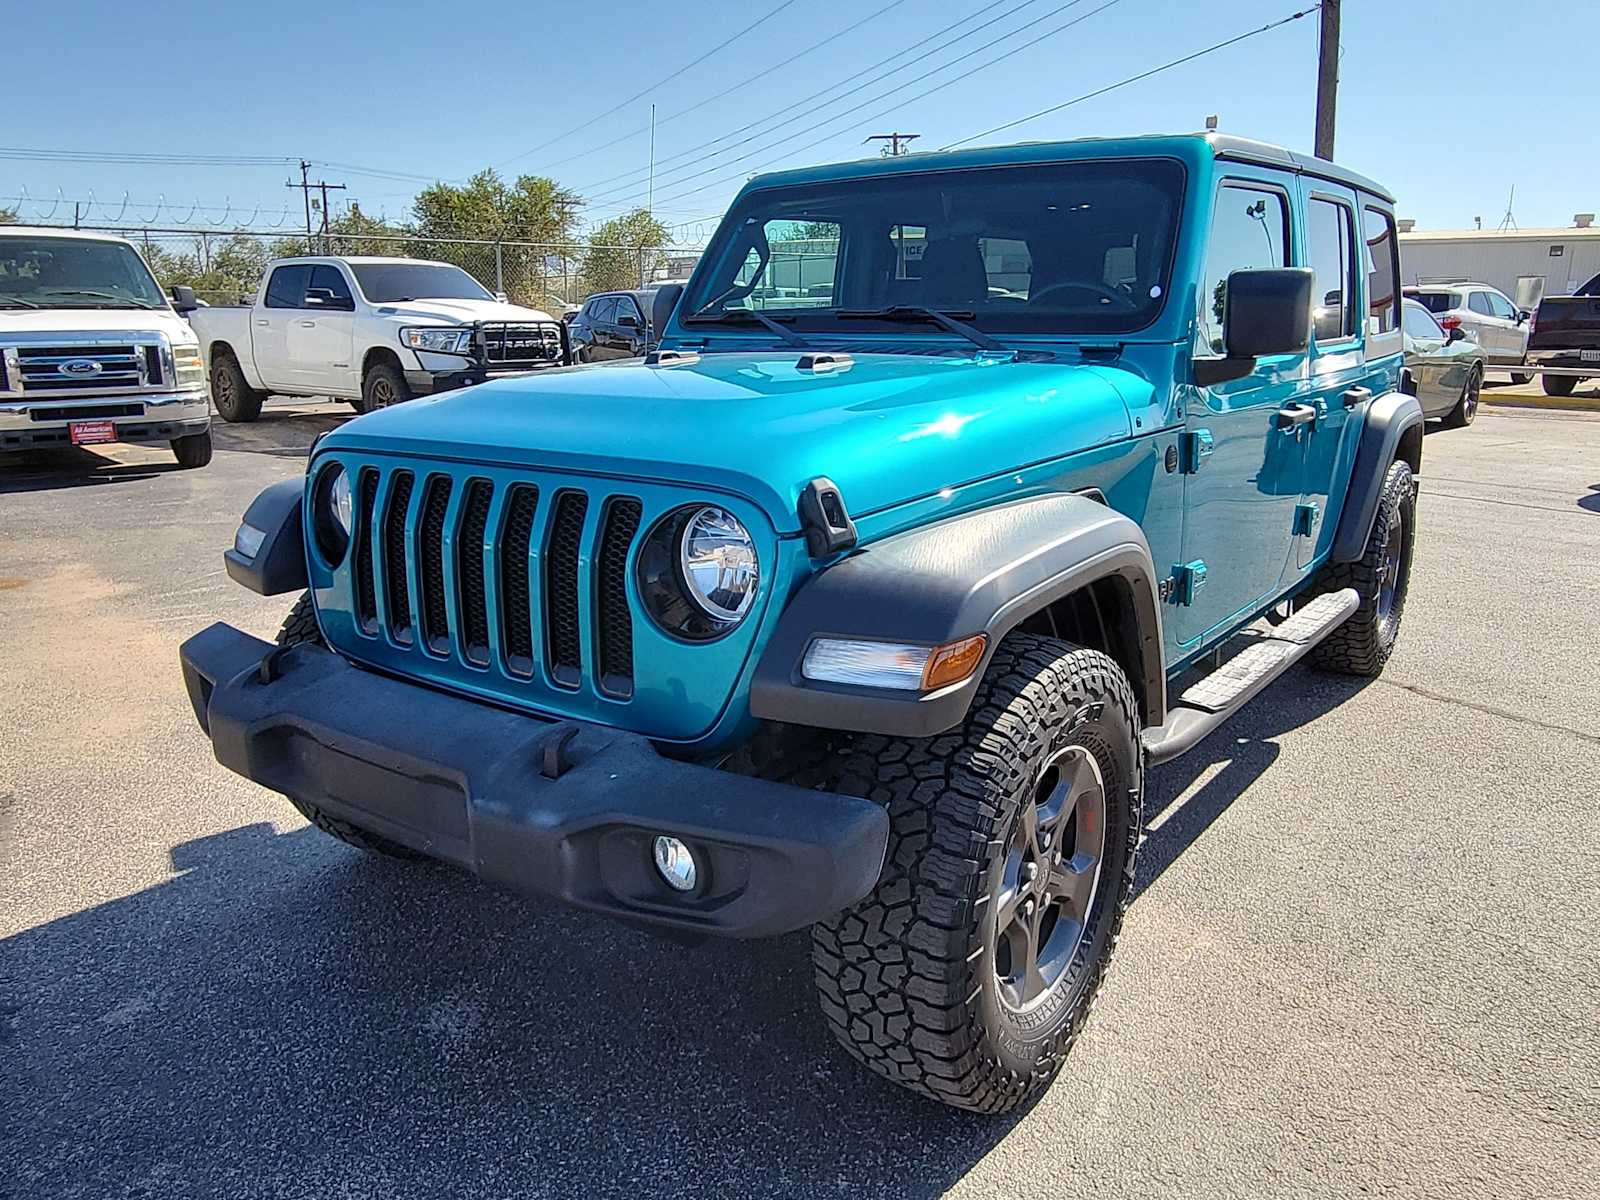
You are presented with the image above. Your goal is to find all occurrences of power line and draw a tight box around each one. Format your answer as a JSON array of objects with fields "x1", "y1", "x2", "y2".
[
  {"x1": 598, "y1": 0, "x2": 1122, "y2": 214},
  {"x1": 493, "y1": 0, "x2": 802, "y2": 170},
  {"x1": 569, "y1": 0, "x2": 1040, "y2": 199},
  {"x1": 522, "y1": 0, "x2": 915, "y2": 179},
  {"x1": 940, "y1": 5, "x2": 1321, "y2": 149}
]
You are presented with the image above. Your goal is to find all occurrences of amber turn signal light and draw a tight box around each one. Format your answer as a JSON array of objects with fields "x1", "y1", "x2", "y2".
[{"x1": 921, "y1": 634, "x2": 987, "y2": 690}]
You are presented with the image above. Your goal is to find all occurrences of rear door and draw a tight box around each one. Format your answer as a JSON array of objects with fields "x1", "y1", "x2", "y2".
[
  {"x1": 1178, "y1": 172, "x2": 1306, "y2": 645},
  {"x1": 290, "y1": 264, "x2": 357, "y2": 395},
  {"x1": 255, "y1": 264, "x2": 310, "y2": 391},
  {"x1": 614, "y1": 294, "x2": 647, "y2": 355}
]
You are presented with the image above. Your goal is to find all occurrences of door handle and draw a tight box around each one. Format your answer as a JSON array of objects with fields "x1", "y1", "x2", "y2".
[
  {"x1": 254, "y1": 319, "x2": 269, "y2": 327},
  {"x1": 1343, "y1": 386, "x2": 1371, "y2": 409},
  {"x1": 1274, "y1": 403, "x2": 1318, "y2": 430},
  {"x1": 299, "y1": 320, "x2": 317, "y2": 328}
]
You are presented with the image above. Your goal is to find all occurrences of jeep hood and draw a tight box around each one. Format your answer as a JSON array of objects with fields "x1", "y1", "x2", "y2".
[{"x1": 323, "y1": 351, "x2": 1147, "y2": 532}]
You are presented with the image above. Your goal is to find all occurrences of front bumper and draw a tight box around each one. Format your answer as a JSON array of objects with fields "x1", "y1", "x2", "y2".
[
  {"x1": 178, "y1": 623, "x2": 889, "y2": 939},
  {"x1": 0, "y1": 390, "x2": 209, "y2": 451},
  {"x1": 404, "y1": 366, "x2": 559, "y2": 395}
]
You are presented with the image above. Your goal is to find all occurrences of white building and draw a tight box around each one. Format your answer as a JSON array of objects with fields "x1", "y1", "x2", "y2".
[{"x1": 1398, "y1": 216, "x2": 1600, "y2": 309}]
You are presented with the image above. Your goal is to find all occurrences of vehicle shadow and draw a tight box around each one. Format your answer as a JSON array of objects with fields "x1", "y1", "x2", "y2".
[
  {"x1": 1, "y1": 822, "x2": 1022, "y2": 1199},
  {"x1": 0, "y1": 444, "x2": 186, "y2": 493},
  {"x1": 1134, "y1": 662, "x2": 1372, "y2": 902},
  {"x1": 1579, "y1": 483, "x2": 1600, "y2": 514},
  {"x1": 212, "y1": 402, "x2": 350, "y2": 459}
]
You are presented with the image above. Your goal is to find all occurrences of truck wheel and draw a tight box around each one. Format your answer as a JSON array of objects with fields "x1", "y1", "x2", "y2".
[
  {"x1": 170, "y1": 430, "x2": 213, "y2": 469},
  {"x1": 1443, "y1": 365, "x2": 1480, "y2": 428},
  {"x1": 210, "y1": 350, "x2": 264, "y2": 423},
  {"x1": 813, "y1": 633, "x2": 1142, "y2": 1114},
  {"x1": 1308, "y1": 459, "x2": 1415, "y2": 677},
  {"x1": 359, "y1": 362, "x2": 412, "y2": 413},
  {"x1": 273, "y1": 593, "x2": 425, "y2": 861},
  {"x1": 1542, "y1": 373, "x2": 1577, "y2": 398}
]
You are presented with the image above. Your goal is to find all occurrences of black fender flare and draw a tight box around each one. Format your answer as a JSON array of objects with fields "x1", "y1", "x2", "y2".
[
  {"x1": 1331, "y1": 390, "x2": 1424, "y2": 562},
  {"x1": 223, "y1": 478, "x2": 308, "y2": 596},
  {"x1": 749, "y1": 493, "x2": 1166, "y2": 739}
]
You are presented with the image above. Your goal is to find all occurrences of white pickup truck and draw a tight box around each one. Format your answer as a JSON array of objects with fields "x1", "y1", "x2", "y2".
[
  {"x1": 182, "y1": 255, "x2": 570, "y2": 422},
  {"x1": 1, "y1": 226, "x2": 212, "y2": 467}
]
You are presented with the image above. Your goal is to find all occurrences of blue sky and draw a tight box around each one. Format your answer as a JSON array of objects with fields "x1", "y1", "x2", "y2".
[{"x1": 5, "y1": 0, "x2": 1592, "y2": 244}]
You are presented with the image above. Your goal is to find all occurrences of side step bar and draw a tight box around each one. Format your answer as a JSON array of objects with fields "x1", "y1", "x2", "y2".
[{"x1": 1141, "y1": 588, "x2": 1359, "y2": 766}]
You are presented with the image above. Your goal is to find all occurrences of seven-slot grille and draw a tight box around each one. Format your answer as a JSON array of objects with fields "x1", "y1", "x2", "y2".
[
  {"x1": 346, "y1": 467, "x2": 645, "y2": 699},
  {"x1": 11, "y1": 343, "x2": 163, "y2": 393},
  {"x1": 478, "y1": 323, "x2": 563, "y2": 365}
]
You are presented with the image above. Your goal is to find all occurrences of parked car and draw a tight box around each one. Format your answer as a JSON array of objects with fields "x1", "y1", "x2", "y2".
[
  {"x1": 182, "y1": 256, "x2": 569, "y2": 421},
  {"x1": 0, "y1": 226, "x2": 212, "y2": 467},
  {"x1": 1524, "y1": 270, "x2": 1600, "y2": 397},
  {"x1": 568, "y1": 289, "x2": 658, "y2": 361},
  {"x1": 1403, "y1": 282, "x2": 1531, "y2": 381},
  {"x1": 1401, "y1": 299, "x2": 1485, "y2": 426},
  {"x1": 182, "y1": 134, "x2": 1423, "y2": 1115}
]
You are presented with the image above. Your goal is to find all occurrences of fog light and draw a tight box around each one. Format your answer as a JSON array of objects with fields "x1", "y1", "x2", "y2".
[{"x1": 652, "y1": 835, "x2": 698, "y2": 892}]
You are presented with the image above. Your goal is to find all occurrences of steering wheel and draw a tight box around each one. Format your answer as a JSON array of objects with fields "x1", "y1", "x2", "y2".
[{"x1": 1028, "y1": 280, "x2": 1138, "y2": 310}]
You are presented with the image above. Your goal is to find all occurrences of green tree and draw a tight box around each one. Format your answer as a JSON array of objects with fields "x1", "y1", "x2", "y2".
[
  {"x1": 579, "y1": 209, "x2": 672, "y2": 295},
  {"x1": 0, "y1": 206, "x2": 16, "y2": 224},
  {"x1": 324, "y1": 202, "x2": 408, "y2": 257},
  {"x1": 409, "y1": 169, "x2": 582, "y2": 301}
]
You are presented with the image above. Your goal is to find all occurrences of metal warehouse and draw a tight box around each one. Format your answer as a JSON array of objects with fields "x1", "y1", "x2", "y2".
[{"x1": 1398, "y1": 217, "x2": 1600, "y2": 309}]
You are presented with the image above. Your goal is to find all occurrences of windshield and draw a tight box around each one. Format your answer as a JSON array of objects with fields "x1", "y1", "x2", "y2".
[
  {"x1": 350, "y1": 262, "x2": 492, "y2": 303},
  {"x1": 683, "y1": 158, "x2": 1184, "y2": 336},
  {"x1": 0, "y1": 236, "x2": 167, "y2": 310}
]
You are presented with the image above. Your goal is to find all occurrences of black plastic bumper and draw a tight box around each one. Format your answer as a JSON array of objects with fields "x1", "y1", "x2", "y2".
[{"x1": 178, "y1": 623, "x2": 889, "y2": 939}]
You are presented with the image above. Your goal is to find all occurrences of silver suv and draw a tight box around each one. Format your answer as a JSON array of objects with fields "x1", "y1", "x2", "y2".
[{"x1": 1404, "y1": 282, "x2": 1532, "y2": 379}]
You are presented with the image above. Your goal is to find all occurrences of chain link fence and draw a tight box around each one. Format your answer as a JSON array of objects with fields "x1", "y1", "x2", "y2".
[{"x1": 37, "y1": 225, "x2": 704, "y2": 313}]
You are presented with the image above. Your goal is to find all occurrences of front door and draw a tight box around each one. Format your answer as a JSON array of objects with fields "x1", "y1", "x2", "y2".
[
  {"x1": 290, "y1": 264, "x2": 357, "y2": 395},
  {"x1": 1177, "y1": 174, "x2": 1306, "y2": 646}
]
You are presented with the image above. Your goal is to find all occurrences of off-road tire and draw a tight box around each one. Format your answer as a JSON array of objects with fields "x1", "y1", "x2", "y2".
[
  {"x1": 210, "y1": 350, "x2": 264, "y2": 423},
  {"x1": 1308, "y1": 459, "x2": 1415, "y2": 676},
  {"x1": 170, "y1": 430, "x2": 213, "y2": 469},
  {"x1": 358, "y1": 361, "x2": 412, "y2": 414},
  {"x1": 1542, "y1": 373, "x2": 1577, "y2": 398},
  {"x1": 812, "y1": 633, "x2": 1142, "y2": 1114},
  {"x1": 1443, "y1": 365, "x2": 1481, "y2": 428},
  {"x1": 273, "y1": 592, "x2": 425, "y2": 860}
]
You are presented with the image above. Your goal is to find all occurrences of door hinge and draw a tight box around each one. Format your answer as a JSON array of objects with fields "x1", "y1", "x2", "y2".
[
  {"x1": 1167, "y1": 560, "x2": 1208, "y2": 605},
  {"x1": 1180, "y1": 429, "x2": 1215, "y2": 473},
  {"x1": 1292, "y1": 501, "x2": 1319, "y2": 537}
]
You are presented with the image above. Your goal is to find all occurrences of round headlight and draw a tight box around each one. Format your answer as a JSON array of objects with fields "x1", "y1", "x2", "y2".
[
  {"x1": 637, "y1": 505, "x2": 760, "y2": 641},
  {"x1": 312, "y1": 463, "x2": 352, "y2": 565},
  {"x1": 680, "y1": 506, "x2": 758, "y2": 622}
]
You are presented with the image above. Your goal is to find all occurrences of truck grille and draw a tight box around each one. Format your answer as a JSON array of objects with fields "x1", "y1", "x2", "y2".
[
  {"x1": 478, "y1": 322, "x2": 564, "y2": 365},
  {"x1": 13, "y1": 344, "x2": 160, "y2": 392},
  {"x1": 344, "y1": 465, "x2": 645, "y2": 700}
]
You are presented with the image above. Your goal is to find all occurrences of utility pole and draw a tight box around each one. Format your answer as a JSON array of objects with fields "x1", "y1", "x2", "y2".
[
  {"x1": 647, "y1": 103, "x2": 656, "y2": 218},
  {"x1": 286, "y1": 163, "x2": 345, "y2": 254},
  {"x1": 317, "y1": 179, "x2": 347, "y2": 248},
  {"x1": 1314, "y1": 0, "x2": 1340, "y2": 160},
  {"x1": 865, "y1": 132, "x2": 920, "y2": 157}
]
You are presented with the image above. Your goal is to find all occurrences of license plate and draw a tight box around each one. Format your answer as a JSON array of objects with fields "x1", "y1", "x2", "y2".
[
  {"x1": 69, "y1": 420, "x2": 117, "y2": 445},
  {"x1": 1581, "y1": 350, "x2": 1600, "y2": 363}
]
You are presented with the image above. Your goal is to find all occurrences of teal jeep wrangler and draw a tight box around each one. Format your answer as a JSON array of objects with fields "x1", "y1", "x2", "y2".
[{"x1": 180, "y1": 134, "x2": 1422, "y2": 1113}]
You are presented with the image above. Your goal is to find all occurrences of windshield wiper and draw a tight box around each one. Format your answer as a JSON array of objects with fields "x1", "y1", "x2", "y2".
[
  {"x1": 835, "y1": 305, "x2": 1003, "y2": 351},
  {"x1": 0, "y1": 297, "x2": 40, "y2": 309},
  {"x1": 682, "y1": 306, "x2": 809, "y2": 348}
]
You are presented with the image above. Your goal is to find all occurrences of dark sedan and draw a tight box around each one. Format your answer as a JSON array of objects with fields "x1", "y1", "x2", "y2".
[
  {"x1": 1403, "y1": 298, "x2": 1487, "y2": 428},
  {"x1": 569, "y1": 289, "x2": 659, "y2": 362}
]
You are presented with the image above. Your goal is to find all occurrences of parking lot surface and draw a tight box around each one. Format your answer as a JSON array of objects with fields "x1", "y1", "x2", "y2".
[{"x1": 2, "y1": 400, "x2": 1597, "y2": 1199}]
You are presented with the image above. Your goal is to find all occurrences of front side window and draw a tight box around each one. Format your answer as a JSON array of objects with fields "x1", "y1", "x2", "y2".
[
  {"x1": 0, "y1": 236, "x2": 167, "y2": 310},
  {"x1": 1196, "y1": 183, "x2": 1290, "y2": 356},
  {"x1": 1467, "y1": 292, "x2": 1494, "y2": 316},
  {"x1": 1363, "y1": 207, "x2": 1400, "y2": 334},
  {"x1": 1486, "y1": 291, "x2": 1517, "y2": 320},
  {"x1": 1403, "y1": 300, "x2": 1444, "y2": 340},
  {"x1": 309, "y1": 265, "x2": 353, "y2": 305},
  {"x1": 1307, "y1": 198, "x2": 1356, "y2": 342},
  {"x1": 683, "y1": 158, "x2": 1185, "y2": 335}
]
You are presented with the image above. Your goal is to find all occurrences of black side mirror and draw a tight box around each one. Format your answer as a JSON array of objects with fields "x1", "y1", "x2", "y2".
[
  {"x1": 303, "y1": 287, "x2": 353, "y2": 311},
  {"x1": 170, "y1": 284, "x2": 198, "y2": 314},
  {"x1": 1447, "y1": 325, "x2": 1466, "y2": 344},
  {"x1": 650, "y1": 283, "x2": 684, "y2": 343},
  {"x1": 617, "y1": 312, "x2": 640, "y2": 330},
  {"x1": 1517, "y1": 309, "x2": 1531, "y2": 324},
  {"x1": 1194, "y1": 267, "x2": 1313, "y2": 386}
]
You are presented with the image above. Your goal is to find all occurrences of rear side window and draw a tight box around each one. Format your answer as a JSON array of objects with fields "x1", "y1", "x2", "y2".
[
  {"x1": 1362, "y1": 207, "x2": 1400, "y2": 334},
  {"x1": 264, "y1": 264, "x2": 311, "y2": 309},
  {"x1": 1306, "y1": 198, "x2": 1356, "y2": 342},
  {"x1": 1467, "y1": 292, "x2": 1494, "y2": 316},
  {"x1": 1197, "y1": 183, "x2": 1291, "y2": 356},
  {"x1": 1410, "y1": 291, "x2": 1457, "y2": 314}
]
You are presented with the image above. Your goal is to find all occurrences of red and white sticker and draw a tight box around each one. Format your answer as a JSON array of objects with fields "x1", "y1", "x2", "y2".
[{"x1": 69, "y1": 420, "x2": 117, "y2": 445}]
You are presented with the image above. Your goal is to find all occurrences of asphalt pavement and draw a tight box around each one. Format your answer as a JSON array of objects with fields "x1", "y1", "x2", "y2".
[{"x1": 2, "y1": 398, "x2": 1597, "y2": 1199}]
